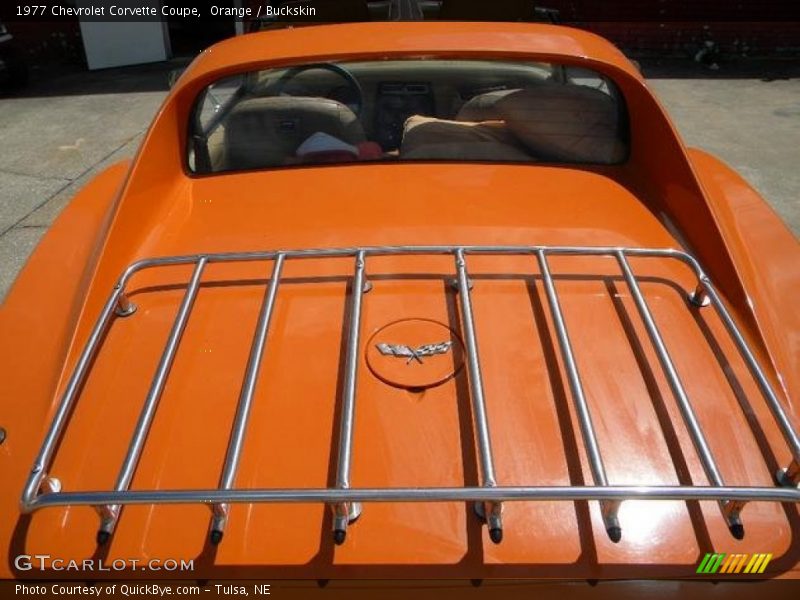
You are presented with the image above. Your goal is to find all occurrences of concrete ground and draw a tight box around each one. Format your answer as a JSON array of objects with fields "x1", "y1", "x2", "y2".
[
  {"x1": 0, "y1": 62, "x2": 174, "y2": 301},
  {"x1": 645, "y1": 59, "x2": 800, "y2": 238},
  {"x1": 0, "y1": 58, "x2": 798, "y2": 302}
]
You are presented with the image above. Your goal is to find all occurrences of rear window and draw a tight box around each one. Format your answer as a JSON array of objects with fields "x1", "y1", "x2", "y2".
[{"x1": 188, "y1": 59, "x2": 628, "y2": 173}]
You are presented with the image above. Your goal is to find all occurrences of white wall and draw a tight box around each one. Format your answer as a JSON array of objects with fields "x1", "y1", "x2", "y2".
[{"x1": 78, "y1": 1, "x2": 171, "y2": 70}]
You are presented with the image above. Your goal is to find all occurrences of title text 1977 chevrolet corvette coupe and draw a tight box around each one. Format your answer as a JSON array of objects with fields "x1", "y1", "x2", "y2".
[{"x1": 1, "y1": 20, "x2": 799, "y2": 595}]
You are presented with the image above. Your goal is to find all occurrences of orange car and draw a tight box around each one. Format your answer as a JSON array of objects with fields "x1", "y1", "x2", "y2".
[{"x1": 1, "y1": 21, "x2": 799, "y2": 595}]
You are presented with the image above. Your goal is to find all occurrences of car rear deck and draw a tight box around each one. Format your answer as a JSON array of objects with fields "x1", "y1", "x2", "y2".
[{"x1": 15, "y1": 164, "x2": 800, "y2": 578}]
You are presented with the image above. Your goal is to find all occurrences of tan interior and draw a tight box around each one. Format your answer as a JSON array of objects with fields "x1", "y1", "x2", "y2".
[
  {"x1": 207, "y1": 124, "x2": 227, "y2": 171},
  {"x1": 494, "y1": 85, "x2": 626, "y2": 163},
  {"x1": 400, "y1": 115, "x2": 532, "y2": 161},
  {"x1": 206, "y1": 61, "x2": 627, "y2": 170},
  {"x1": 455, "y1": 88, "x2": 519, "y2": 122},
  {"x1": 223, "y1": 96, "x2": 366, "y2": 170}
]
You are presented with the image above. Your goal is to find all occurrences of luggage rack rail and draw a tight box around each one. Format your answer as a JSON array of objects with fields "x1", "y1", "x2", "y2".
[{"x1": 20, "y1": 245, "x2": 800, "y2": 546}]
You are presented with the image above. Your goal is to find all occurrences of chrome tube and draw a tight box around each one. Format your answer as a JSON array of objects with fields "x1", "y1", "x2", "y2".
[
  {"x1": 20, "y1": 285, "x2": 125, "y2": 510},
  {"x1": 97, "y1": 258, "x2": 207, "y2": 544},
  {"x1": 24, "y1": 484, "x2": 800, "y2": 511},
  {"x1": 536, "y1": 250, "x2": 620, "y2": 541},
  {"x1": 454, "y1": 249, "x2": 503, "y2": 542},
  {"x1": 209, "y1": 255, "x2": 285, "y2": 544},
  {"x1": 332, "y1": 250, "x2": 367, "y2": 544},
  {"x1": 699, "y1": 278, "x2": 800, "y2": 486},
  {"x1": 119, "y1": 245, "x2": 690, "y2": 273},
  {"x1": 615, "y1": 251, "x2": 743, "y2": 538}
]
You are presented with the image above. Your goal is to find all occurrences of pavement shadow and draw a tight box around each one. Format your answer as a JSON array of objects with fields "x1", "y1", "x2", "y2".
[
  {"x1": 0, "y1": 57, "x2": 191, "y2": 99},
  {"x1": 636, "y1": 57, "x2": 800, "y2": 80}
]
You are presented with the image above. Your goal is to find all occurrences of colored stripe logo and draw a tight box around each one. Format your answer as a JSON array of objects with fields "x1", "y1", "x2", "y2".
[{"x1": 696, "y1": 553, "x2": 772, "y2": 574}]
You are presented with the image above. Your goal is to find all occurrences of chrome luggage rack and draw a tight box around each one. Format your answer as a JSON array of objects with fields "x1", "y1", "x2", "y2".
[{"x1": 21, "y1": 245, "x2": 800, "y2": 546}]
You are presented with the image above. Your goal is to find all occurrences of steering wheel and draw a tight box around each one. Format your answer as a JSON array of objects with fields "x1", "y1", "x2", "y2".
[{"x1": 275, "y1": 63, "x2": 364, "y2": 117}]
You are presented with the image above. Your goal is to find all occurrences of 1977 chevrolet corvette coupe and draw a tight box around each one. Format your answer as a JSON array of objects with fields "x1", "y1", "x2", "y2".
[{"x1": 1, "y1": 21, "x2": 799, "y2": 594}]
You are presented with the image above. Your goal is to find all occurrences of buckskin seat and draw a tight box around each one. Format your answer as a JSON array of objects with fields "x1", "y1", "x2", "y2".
[
  {"x1": 457, "y1": 84, "x2": 626, "y2": 164},
  {"x1": 494, "y1": 85, "x2": 626, "y2": 163},
  {"x1": 223, "y1": 96, "x2": 366, "y2": 169},
  {"x1": 400, "y1": 115, "x2": 532, "y2": 161}
]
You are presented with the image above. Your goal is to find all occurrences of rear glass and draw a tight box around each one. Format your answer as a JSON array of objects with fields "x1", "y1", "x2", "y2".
[{"x1": 188, "y1": 59, "x2": 628, "y2": 173}]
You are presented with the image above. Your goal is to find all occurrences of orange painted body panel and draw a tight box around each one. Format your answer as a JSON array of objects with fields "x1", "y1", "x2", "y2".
[{"x1": 1, "y1": 22, "x2": 798, "y2": 583}]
